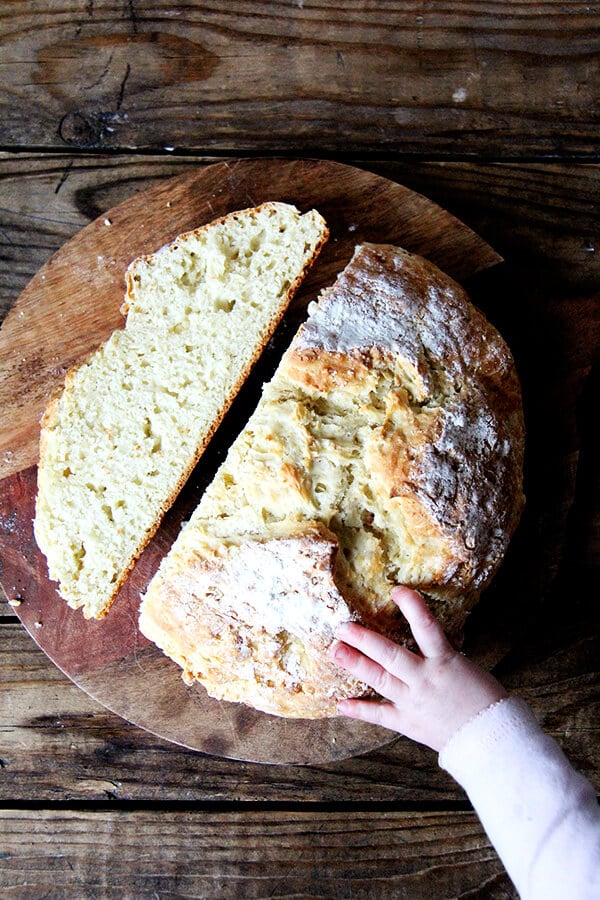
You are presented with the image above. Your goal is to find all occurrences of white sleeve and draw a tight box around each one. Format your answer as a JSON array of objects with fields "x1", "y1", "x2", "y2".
[{"x1": 439, "y1": 696, "x2": 600, "y2": 900}]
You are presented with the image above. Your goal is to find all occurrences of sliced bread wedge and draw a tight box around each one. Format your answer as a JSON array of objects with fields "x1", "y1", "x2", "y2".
[{"x1": 34, "y1": 203, "x2": 328, "y2": 618}]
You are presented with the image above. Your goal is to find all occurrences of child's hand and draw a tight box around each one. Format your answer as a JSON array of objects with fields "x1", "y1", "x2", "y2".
[{"x1": 331, "y1": 586, "x2": 507, "y2": 752}]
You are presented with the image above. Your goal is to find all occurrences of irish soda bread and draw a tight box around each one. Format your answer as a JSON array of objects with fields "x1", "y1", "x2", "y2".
[
  {"x1": 34, "y1": 203, "x2": 328, "y2": 619},
  {"x1": 139, "y1": 244, "x2": 525, "y2": 718}
]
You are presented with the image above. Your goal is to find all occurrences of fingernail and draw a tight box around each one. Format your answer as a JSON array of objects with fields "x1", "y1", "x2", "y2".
[
  {"x1": 334, "y1": 620, "x2": 358, "y2": 640},
  {"x1": 330, "y1": 641, "x2": 349, "y2": 663},
  {"x1": 392, "y1": 585, "x2": 419, "y2": 604}
]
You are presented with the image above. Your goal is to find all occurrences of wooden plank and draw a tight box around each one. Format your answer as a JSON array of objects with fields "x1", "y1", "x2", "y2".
[
  {"x1": 1, "y1": 621, "x2": 598, "y2": 802},
  {"x1": 372, "y1": 161, "x2": 600, "y2": 294},
  {"x1": 0, "y1": 808, "x2": 517, "y2": 897},
  {"x1": 0, "y1": 2, "x2": 598, "y2": 158},
  {"x1": 0, "y1": 589, "x2": 16, "y2": 619},
  {"x1": 2, "y1": 155, "x2": 599, "y2": 325}
]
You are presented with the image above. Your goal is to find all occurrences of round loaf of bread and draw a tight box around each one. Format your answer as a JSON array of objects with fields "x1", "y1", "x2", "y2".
[{"x1": 139, "y1": 243, "x2": 525, "y2": 717}]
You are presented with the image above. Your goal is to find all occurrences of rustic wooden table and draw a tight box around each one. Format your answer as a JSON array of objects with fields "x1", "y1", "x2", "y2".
[{"x1": 1, "y1": 3, "x2": 598, "y2": 897}]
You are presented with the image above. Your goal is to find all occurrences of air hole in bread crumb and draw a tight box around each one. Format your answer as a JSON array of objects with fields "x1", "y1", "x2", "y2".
[
  {"x1": 250, "y1": 231, "x2": 264, "y2": 252},
  {"x1": 214, "y1": 298, "x2": 236, "y2": 313},
  {"x1": 73, "y1": 544, "x2": 86, "y2": 572},
  {"x1": 102, "y1": 504, "x2": 114, "y2": 523}
]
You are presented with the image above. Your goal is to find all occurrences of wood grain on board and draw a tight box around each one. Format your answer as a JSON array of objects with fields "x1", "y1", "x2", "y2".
[
  {"x1": 0, "y1": 808, "x2": 518, "y2": 898},
  {"x1": 1, "y1": 1, "x2": 598, "y2": 158},
  {"x1": 0, "y1": 157, "x2": 502, "y2": 763}
]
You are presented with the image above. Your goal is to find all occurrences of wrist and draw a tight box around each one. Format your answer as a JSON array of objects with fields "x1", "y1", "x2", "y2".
[{"x1": 432, "y1": 655, "x2": 508, "y2": 752}]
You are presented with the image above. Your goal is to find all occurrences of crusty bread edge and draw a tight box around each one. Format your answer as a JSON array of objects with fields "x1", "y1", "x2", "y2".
[
  {"x1": 121, "y1": 202, "x2": 323, "y2": 313},
  {"x1": 36, "y1": 204, "x2": 329, "y2": 618}
]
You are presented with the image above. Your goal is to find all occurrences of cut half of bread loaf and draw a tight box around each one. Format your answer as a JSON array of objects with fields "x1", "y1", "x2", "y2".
[
  {"x1": 34, "y1": 203, "x2": 329, "y2": 619},
  {"x1": 139, "y1": 243, "x2": 525, "y2": 718}
]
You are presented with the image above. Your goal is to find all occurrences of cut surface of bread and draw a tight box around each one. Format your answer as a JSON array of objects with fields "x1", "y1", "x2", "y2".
[
  {"x1": 34, "y1": 203, "x2": 328, "y2": 619},
  {"x1": 139, "y1": 243, "x2": 525, "y2": 718}
]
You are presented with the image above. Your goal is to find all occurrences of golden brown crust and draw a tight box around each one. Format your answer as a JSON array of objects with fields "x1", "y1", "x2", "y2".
[{"x1": 292, "y1": 243, "x2": 525, "y2": 595}]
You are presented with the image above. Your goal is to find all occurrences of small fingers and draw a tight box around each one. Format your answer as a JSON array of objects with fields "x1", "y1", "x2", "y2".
[
  {"x1": 337, "y1": 697, "x2": 405, "y2": 733},
  {"x1": 391, "y1": 586, "x2": 453, "y2": 659},
  {"x1": 334, "y1": 621, "x2": 421, "y2": 683},
  {"x1": 330, "y1": 640, "x2": 405, "y2": 702}
]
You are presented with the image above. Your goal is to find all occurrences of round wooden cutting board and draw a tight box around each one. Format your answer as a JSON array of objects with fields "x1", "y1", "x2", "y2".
[{"x1": 0, "y1": 158, "x2": 502, "y2": 765}]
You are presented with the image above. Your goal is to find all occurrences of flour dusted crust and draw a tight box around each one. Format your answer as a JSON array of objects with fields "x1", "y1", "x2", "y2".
[
  {"x1": 139, "y1": 522, "x2": 365, "y2": 717},
  {"x1": 293, "y1": 244, "x2": 525, "y2": 600},
  {"x1": 140, "y1": 243, "x2": 525, "y2": 718}
]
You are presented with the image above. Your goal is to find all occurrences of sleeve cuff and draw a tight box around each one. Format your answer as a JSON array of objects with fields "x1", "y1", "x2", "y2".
[{"x1": 439, "y1": 694, "x2": 538, "y2": 778}]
